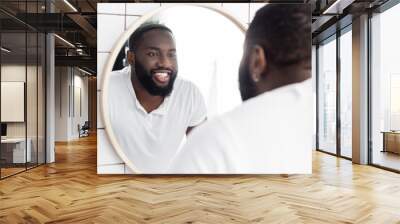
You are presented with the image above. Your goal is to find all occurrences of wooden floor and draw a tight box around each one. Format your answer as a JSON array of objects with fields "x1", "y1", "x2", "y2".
[
  {"x1": 1, "y1": 163, "x2": 45, "y2": 178},
  {"x1": 1, "y1": 135, "x2": 400, "y2": 223},
  {"x1": 1, "y1": 167, "x2": 26, "y2": 178}
]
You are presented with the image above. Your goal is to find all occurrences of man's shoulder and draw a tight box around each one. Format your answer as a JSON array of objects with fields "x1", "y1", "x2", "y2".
[
  {"x1": 188, "y1": 116, "x2": 230, "y2": 143},
  {"x1": 168, "y1": 116, "x2": 233, "y2": 173},
  {"x1": 109, "y1": 67, "x2": 130, "y2": 79},
  {"x1": 172, "y1": 79, "x2": 203, "y2": 103},
  {"x1": 108, "y1": 67, "x2": 130, "y2": 87},
  {"x1": 107, "y1": 67, "x2": 131, "y2": 100},
  {"x1": 226, "y1": 79, "x2": 311, "y2": 115}
]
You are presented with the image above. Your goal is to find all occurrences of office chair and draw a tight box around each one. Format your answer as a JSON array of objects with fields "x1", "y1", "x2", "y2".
[{"x1": 79, "y1": 121, "x2": 90, "y2": 138}]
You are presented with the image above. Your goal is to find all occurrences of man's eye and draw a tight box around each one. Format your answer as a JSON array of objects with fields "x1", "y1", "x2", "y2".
[
  {"x1": 168, "y1": 52, "x2": 176, "y2": 58},
  {"x1": 147, "y1": 52, "x2": 156, "y2": 57}
]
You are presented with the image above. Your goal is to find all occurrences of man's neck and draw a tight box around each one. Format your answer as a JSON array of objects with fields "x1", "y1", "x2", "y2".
[
  {"x1": 259, "y1": 66, "x2": 310, "y2": 93},
  {"x1": 131, "y1": 76, "x2": 164, "y2": 113}
]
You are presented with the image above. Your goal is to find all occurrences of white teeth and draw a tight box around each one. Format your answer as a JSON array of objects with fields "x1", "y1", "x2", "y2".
[
  {"x1": 155, "y1": 72, "x2": 168, "y2": 78},
  {"x1": 154, "y1": 72, "x2": 170, "y2": 83}
]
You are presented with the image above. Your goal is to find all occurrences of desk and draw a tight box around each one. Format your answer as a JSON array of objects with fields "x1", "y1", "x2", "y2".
[
  {"x1": 1, "y1": 138, "x2": 31, "y2": 163},
  {"x1": 382, "y1": 131, "x2": 400, "y2": 154}
]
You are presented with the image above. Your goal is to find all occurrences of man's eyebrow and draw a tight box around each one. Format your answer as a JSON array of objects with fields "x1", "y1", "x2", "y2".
[
  {"x1": 145, "y1": 46, "x2": 176, "y2": 51},
  {"x1": 146, "y1": 47, "x2": 161, "y2": 51}
]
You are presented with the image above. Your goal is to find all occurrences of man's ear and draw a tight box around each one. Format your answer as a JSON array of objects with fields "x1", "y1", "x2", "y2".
[
  {"x1": 127, "y1": 51, "x2": 135, "y2": 65},
  {"x1": 248, "y1": 45, "x2": 267, "y2": 82}
]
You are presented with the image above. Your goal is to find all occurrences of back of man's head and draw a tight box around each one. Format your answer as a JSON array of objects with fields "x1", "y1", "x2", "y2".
[{"x1": 246, "y1": 4, "x2": 311, "y2": 68}]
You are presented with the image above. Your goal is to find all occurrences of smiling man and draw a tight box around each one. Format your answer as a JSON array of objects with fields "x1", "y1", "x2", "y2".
[{"x1": 108, "y1": 23, "x2": 207, "y2": 173}]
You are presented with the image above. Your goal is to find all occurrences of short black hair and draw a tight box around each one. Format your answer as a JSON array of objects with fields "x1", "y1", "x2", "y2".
[
  {"x1": 246, "y1": 4, "x2": 311, "y2": 67},
  {"x1": 128, "y1": 23, "x2": 173, "y2": 52}
]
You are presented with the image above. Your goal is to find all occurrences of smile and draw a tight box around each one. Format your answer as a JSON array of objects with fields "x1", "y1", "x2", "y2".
[{"x1": 152, "y1": 70, "x2": 171, "y2": 85}]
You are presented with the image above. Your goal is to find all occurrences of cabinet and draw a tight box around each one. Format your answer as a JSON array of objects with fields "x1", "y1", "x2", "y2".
[
  {"x1": 382, "y1": 131, "x2": 400, "y2": 154},
  {"x1": 0, "y1": 138, "x2": 32, "y2": 165}
]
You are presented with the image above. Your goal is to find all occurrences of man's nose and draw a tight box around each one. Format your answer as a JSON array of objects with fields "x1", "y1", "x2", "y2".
[{"x1": 156, "y1": 54, "x2": 173, "y2": 68}]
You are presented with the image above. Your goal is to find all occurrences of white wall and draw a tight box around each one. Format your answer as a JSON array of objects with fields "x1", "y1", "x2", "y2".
[
  {"x1": 96, "y1": 3, "x2": 266, "y2": 174},
  {"x1": 55, "y1": 67, "x2": 89, "y2": 141},
  {"x1": 72, "y1": 73, "x2": 89, "y2": 138},
  {"x1": 55, "y1": 66, "x2": 69, "y2": 141}
]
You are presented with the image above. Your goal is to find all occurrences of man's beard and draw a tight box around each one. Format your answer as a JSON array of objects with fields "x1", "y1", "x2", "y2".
[
  {"x1": 134, "y1": 61, "x2": 177, "y2": 97},
  {"x1": 238, "y1": 58, "x2": 258, "y2": 101}
]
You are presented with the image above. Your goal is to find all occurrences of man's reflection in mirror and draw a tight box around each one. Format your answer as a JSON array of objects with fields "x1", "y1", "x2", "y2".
[{"x1": 108, "y1": 23, "x2": 207, "y2": 172}]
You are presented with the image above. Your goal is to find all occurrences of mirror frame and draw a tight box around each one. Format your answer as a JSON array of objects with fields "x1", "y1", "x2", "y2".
[{"x1": 101, "y1": 3, "x2": 247, "y2": 173}]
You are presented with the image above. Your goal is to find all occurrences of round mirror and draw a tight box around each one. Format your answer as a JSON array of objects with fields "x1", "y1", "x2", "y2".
[{"x1": 101, "y1": 4, "x2": 246, "y2": 173}]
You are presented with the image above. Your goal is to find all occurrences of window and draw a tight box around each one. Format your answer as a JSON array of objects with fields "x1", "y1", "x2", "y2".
[
  {"x1": 0, "y1": 1, "x2": 47, "y2": 179},
  {"x1": 317, "y1": 36, "x2": 337, "y2": 154},
  {"x1": 370, "y1": 2, "x2": 400, "y2": 171},
  {"x1": 339, "y1": 28, "x2": 352, "y2": 158}
]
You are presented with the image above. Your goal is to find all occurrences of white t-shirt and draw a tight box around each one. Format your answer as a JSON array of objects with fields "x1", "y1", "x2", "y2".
[
  {"x1": 108, "y1": 66, "x2": 207, "y2": 173},
  {"x1": 168, "y1": 79, "x2": 312, "y2": 174}
]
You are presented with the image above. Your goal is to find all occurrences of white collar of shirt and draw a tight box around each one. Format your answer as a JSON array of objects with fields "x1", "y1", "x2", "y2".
[{"x1": 122, "y1": 66, "x2": 171, "y2": 116}]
